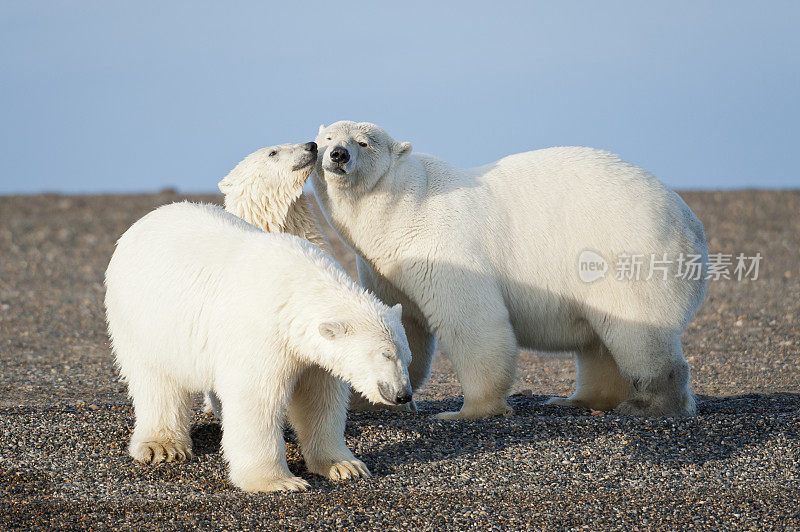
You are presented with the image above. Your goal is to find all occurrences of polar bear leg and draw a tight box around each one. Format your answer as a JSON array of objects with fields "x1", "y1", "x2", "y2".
[
  {"x1": 127, "y1": 374, "x2": 194, "y2": 464},
  {"x1": 288, "y1": 366, "x2": 370, "y2": 481},
  {"x1": 404, "y1": 311, "x2": 436, "y2": 394},
  {"x1": 602, "y1": 326, "x2": 695, "y2": 416},
  {"x1": 434, "y1": 299, "x2": 518, "y2": 419},
  {"x1": 547, "y1": 342, "x2": 633, "y2": 411},
  {"x1": 216, "y1": 376, "x2": 309, "y2": 493}
]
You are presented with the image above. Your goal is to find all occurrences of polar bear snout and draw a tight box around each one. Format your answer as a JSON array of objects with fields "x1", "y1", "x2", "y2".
[
  {"x1": 290, "y1": 142, "x2": 318, "y2": 171},
  {"x1": 378, "y1": 381, "x2": 413, "y2": 405},
  {"x1": 329, "y1": 146, "x2": 350, "y2": 164},
  {"x1": 323, "y1": 145, "x2": 353, "y2": 176}
]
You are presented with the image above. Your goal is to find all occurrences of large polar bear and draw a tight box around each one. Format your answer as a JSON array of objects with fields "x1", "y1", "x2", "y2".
[
  {"x1": 105, "y1": 202, "x2": 413, "y2": 492},
  {"x1": 312, "y1": 121, "x2": 708, "y2": 419}
]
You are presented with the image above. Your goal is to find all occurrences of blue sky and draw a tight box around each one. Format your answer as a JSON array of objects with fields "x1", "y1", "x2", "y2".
[{"x1": 1, "y1": 1, "x2": 798, "y2": 194}]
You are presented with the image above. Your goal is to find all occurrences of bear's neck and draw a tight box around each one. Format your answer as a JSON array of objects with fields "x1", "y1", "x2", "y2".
[
  {"x1": 313, "y1": 155, "x2": 429, "y2": 264},
  {"x1": 225, "y1": 184, "x2": 303, "y2": 235}
]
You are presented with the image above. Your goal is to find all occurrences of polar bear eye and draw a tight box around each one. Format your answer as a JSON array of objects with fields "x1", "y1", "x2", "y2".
[
  {"x1": 358, "y1": 141, "x2": 368, "y2": 148},
  {"x1": 268, "y1": 150, "x2": 278, "y2": 157},
  {"x1": 325, "y1": 137, "x2": 332, "y2": 141}
]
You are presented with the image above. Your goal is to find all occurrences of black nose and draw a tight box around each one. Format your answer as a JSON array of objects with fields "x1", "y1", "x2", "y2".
[
  {"x1": 303, "y1": 142, "x2": 317, "y2": 152},
  {"x1": 395, "y1": 391, "x2": 412, "y2": 404},
  {"x1": 329, "y1": 146, "x2": 350, "y2": 164}
]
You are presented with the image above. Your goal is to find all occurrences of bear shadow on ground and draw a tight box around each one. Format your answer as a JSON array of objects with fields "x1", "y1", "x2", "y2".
[
  {"x1": 190, "y1": 421, "x2": 222, "y2": 457},
  {"x1": 347, "y1": 392, "x2": 800, "y2": 472}
]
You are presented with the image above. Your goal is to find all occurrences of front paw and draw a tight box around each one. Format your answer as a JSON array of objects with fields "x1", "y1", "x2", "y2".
[
  {"x1": 235, "y1": 475, "x2": 310, "y2": 493},
  {"x1": 129, "y1": 439, "x2": 193, "y2": 464},
  {"x1": 326, "y1": 459, "x2": 371, "y2": 481},
  {"x1": 309, "y1": 458, "x2": 371, "y2": 480}
]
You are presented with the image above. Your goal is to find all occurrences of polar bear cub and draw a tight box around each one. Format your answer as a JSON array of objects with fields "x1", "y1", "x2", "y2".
[
  {"x1": 312, "y1": 121, "x2": 708, "y2": 419},
  {"x1": 105, "y1": 202, "x2": 412, "y2": 492},
  {"x1": 218, "y1": 141, "x2": 333, "y2": 255}
]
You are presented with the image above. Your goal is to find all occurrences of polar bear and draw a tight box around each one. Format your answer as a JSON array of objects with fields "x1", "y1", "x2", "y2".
[
  {"x1": 217, "y1": 141, "x2": 333, "y2": 255},
  {"x1": 105, "y1": 202, "x2": 413, "y2": 492},
  {"x1": 312, "y1": 121, "x2": 708, "y2": 419}
]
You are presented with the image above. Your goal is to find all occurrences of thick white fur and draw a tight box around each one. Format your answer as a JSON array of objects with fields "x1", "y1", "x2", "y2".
[
  {"x1": 218, "y1": 142, "x2": 333, "y2": 254},
  {"x1": 312, "y1": 121, "x2": 708, "y2": 419},
  {"x1": 217, "y1": 142, "x2": 414, "y2": 414},
  {"x1": 105, "y1": 202, "x2": 412, "y2": 492}
]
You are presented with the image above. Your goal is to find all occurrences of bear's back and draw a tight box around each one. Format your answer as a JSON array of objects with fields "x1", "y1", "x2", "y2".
[
  {"x1": 107, "y1": 202, "x2": 355, "y2": 315},
  {"x1": 112, "y1": 202, "x2": 315, "y2": 276}
]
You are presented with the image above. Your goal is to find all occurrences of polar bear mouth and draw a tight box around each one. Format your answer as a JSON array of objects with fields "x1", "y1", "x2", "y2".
[
  {"x1": 378, "y1": 387, "x2": 398, "y2": 405},
  {"x1": 324, "y1": 163, "x2": 348, "y2": 175},
  {"x1": 378, "y1": 381, "x2": 408, "y2": 405},
  {"x1": 291, "y1": 155, "x2": 316, "y2": 172}
]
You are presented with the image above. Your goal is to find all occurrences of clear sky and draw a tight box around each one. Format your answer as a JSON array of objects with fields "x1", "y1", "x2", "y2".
[{"x1": 1, "y1": 1, "x2": 798, "y2": 194}]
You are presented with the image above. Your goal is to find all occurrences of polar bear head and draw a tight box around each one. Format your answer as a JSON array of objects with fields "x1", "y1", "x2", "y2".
[
  {"x1": 315, "y1": 121, "x2": 412, "y2": 190},
  {"x1": 318, "y1": 302, "x2": 413, "y2": 406},
  {"x1": 218, "y1": 142, "x2": 318, "y2": 230}
]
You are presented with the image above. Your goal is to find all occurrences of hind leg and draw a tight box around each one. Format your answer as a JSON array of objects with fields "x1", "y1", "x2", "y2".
[
  {"x1": 288, "y1": 366, "x2": 370, "y2": 481},
  {"x1": 547, "y1": 342, "x2": 633, "y2": 411},
  {"x1": 127, "y1": 374, "x2": 194, "y2": 463},
  {"x1": 602, "y1": 325, "x2": 695, "y2": 416}
]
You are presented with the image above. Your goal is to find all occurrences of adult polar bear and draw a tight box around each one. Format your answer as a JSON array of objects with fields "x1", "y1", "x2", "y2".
[{"x1": 312, "y1": 121, "x2": 708, "y2": 419}]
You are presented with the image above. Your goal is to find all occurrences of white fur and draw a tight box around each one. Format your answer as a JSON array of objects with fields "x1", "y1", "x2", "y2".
[
  {"x1": 218, "y1": 142, "x2": 333, "y2": 254},
  {"x1": 312, "y1": 121, "x2": 708, "y2": 419},
  {"x1": 104, "y1": 202, "x2": 412, "y2": 492}
]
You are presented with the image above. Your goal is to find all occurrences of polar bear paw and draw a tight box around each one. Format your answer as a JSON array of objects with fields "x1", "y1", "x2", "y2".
[
  {"x1": 326, "y1": 459, "x2": 371, "y2": 481},
  {"x1": 434, "y1": 401, "x2": 513, "y2": 420},
  {"x1": 546, "y1": 396, "x2": 582, "y2": 408},
  {"x1": 129, "y1": 439, "x2": 193, "y2": 464},
  {"x1": 237, "y1": 475, "x2": 311, "y2": 493}
]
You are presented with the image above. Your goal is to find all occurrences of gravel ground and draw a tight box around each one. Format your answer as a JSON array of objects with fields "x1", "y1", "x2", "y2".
[{"x1": 1, "y1": 190, "x2": 798, "y2": 530}]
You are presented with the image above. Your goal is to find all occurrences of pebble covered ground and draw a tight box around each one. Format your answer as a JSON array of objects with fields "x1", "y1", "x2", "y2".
[{"x1": 1, "y1": 191, "x2": 798, "y2": 530}]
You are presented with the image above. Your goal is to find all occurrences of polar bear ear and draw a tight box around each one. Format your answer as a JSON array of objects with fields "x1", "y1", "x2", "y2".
[
  {"x1": 393, "y1": 141, "x2": 412, "y2": 162},
  {"x1": 217, "y1": 176, "x2": 235, "y2": 194},
  {"x1": 391, "y1": 303, "x2": 403, "y2": 316},
  {"x1": 318, "y1": 124, "x2": 326, "y2": 134},
  {"x1": 319, "y1": 321, "x2": 348, "y2": 340}
]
